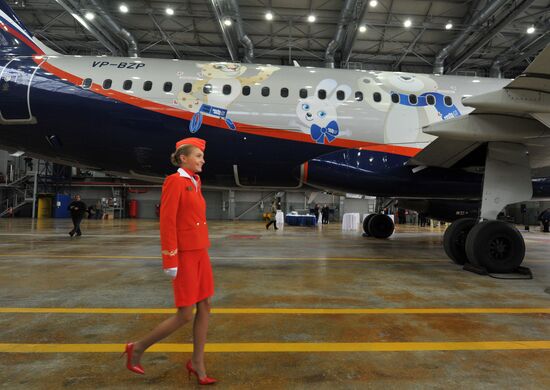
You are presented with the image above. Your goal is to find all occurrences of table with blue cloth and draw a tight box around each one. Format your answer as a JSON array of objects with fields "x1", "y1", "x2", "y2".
[{"x1": 285, "y1": 214, "x2": 317, "y2": 226}]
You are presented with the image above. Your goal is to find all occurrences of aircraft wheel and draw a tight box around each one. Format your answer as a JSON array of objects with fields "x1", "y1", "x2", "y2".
[
  {"x1": 465, "y1": 220, "x2": 525, "y2": 273},
  {"x1": 443, "y1": 218, "x2": 476, "y2": 265},
  {"x1": 362, "y1": 214, "x2": 376, "y2": 236},
  {"x1": 368, "y1": 214, "x2": 394, "y2": 239}
]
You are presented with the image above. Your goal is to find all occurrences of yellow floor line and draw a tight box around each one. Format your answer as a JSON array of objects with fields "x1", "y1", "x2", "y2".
[
  {"x1": 0, "y1": 254, "x2": 548, "y2": 266},
  {"x1": 0, "y1": 254, "x2": 546, "y2": 263},
  {"x1": 0, "y1": 307, "x2": 549, "y2": 315},
  {"x1": 1, "y1": 341, "x2": 549, "y2": 353}
]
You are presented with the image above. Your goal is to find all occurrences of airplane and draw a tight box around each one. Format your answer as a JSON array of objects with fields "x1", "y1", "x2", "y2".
[{"x1": 1, "y1": 0, "x2": 550, "y2": 275}]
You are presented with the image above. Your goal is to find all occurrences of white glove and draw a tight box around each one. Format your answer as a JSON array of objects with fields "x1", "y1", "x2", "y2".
[{"x1": 164, "y1": 267, "x2": 178, "y2": 278}]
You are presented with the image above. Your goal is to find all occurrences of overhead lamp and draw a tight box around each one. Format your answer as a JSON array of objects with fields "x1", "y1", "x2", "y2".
[
  {"x1": 223, "y1": 18, "x2": 232, "y2": 26},
  {"x1": 445, "y1": 21, "x2": 453, "y2": 30},
  {"x1": 84, "y1": 12, "x2": 95, "y2": 21},
  {"x1": 404, "y1": 19, "x2": 412, "y2": 28},
  {"x1": 359, "y1": 25, "x2": 367, "y2": 33},
  {"x1": 369, "y1": 0, "x2": 378, "y2": 7},
  {"x1": 119, "y1": 4, "x2": 129, "y2": 13},
  {"x1": 527, "y1": 25, "x2": 535, "y2": 34},
  {"x1": 265, "y1": 11, "x2": 273, "y2": 21},
  {"x1": 165, "y1": 7, "x2": 174, "y2": 16},
  {"x1": 308, "y1": 15, "x2": 316, "y2": 23}
]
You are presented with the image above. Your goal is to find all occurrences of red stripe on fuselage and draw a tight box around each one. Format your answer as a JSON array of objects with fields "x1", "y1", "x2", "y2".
[
  {"x1": 0, "y1": 21, "x2": 44, "y2": 55},
  {"x1": 36, "y1": 60, "x2": 422, "y2": 158}
]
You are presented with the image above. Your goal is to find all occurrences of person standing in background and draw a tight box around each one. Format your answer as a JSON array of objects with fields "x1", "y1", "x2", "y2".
[
  {"x1": 68, "y1": 194, "x2": 86, "y2": 237},
  {"x1": 538, "y1": 208, "x2": 550, "y2": 233},
  {"x1": 321, "y1": 204, "x2": 329, "y2": 224}
]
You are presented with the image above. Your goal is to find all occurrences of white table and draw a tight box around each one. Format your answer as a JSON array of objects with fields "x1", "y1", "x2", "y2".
[
  {"x1": 342, "y1": 213, "x2": 361, "y2": 231},
  {"x1": 275, "y1": 210, "x2": 285, "y2": 229}
]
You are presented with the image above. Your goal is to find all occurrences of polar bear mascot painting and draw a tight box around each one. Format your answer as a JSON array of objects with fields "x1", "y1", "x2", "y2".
[
  {"x1": 296, "y1": 79, "x2": 351, "y2": 144},
  {"x1": 358, "y1": 72, "x2": 461, "y2": 144}
]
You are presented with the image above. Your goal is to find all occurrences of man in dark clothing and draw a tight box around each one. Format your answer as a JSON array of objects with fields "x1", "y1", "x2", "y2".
[
  {"x1": 321, "y1": 205, "x2": 329, "y2": 224},
  {"x1": 68, "y1": 195, "x2": 86, "y2": 237},
  {"x1": 538, "y1": 208, "x2": 550, "y2": 233}
]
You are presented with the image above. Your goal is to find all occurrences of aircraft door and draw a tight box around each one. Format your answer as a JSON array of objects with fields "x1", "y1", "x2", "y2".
[{"x1": 0, "y1": 57, "x2": 39, "y2": 124}]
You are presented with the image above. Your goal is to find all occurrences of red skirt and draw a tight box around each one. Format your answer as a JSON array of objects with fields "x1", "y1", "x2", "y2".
[{"x1": 172, "y1": 249, "x2": 215, "y2": 307}]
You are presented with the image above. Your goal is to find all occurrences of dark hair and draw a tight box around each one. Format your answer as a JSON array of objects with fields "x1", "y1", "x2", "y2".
[{"x1": 170, "y1": 144, "x2": 199, "y2": 167}]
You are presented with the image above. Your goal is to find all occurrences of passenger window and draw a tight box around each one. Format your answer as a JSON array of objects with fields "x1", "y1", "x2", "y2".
[
  {"x1": 203, "y1": 84, "x2": 212, "y2": 94},
  {"x1": 427, "y1": 95, "x2": 435, "y2": 105},
  {"x1": 262, "y1": 87, "x2": 270, "y2": 97},
  {"x1": 373, "y1": 92, "x2": 382, "y2": 102},
  {"x1": 281, "y1": 88, "x2": 289, "y2": 98},
  {"x1": 163, "y1": 82, "x2": 172, "y2": 92},
  {"x1": 242, "y1": 86, "x2": 251, "y2": 96},
  {"x1": 444, "y1": 96, "x2": 453, "y2": 106},
  {"x1": 299, "y1": 88, "x2": 308, "y2": 98},
  {"x1": 336, "y1": 90, "x2": 345, "y2": 101},
  {"x1": 223, "y1": 84, "x2": 232, "y2": 95},
  {"x1": 391, "y1": 93, "x2": 399, "y2": 103},
  {"x1": 81, "y1": 78, "x2": 92, "y2": 89},
  {"x1": 183, "y1": 82, "x2": 192, "y2": 93},
  {"x1": 102, "y1": 79, "x2": 112, "y2": 89},
  {"x1": 318, "y1": 89, "x2": 326, "y2": 100},
  {"x1": 143, "y1": 81, "x2": 152, "y2": 91},
  {"x1": 355, "y1": 91, "x2": 363, "y2": 101},
  {"x1": 123, "y1": 80, "x2": 132, "y2": 90},
  {"x1": 409, "y1": 94, "x2": 417, "y2": 105}
]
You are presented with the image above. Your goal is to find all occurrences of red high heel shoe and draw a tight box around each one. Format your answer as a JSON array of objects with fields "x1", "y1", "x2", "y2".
[
  {"x1": 186, "y1": 360, "x2": 218, "y2": 385},
  {"x1": 122, "y1": 343, "x2": 145, "y2": 375}
]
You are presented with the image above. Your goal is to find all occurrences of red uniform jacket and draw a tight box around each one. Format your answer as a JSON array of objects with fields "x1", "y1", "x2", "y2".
[{"x1": 160, "y1": 168, "x2": 210, "y2": 269}]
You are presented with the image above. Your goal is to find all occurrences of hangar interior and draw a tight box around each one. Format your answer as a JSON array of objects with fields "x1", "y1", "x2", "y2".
[{"x1": 1, "y1": 0, "x2": 550, "y2": 389}]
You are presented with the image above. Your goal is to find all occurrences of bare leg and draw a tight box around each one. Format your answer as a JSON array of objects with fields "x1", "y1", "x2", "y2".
[
  {"x1": 131, "y1": 306, "x2": 194, "y2": 365},
  {"x1": 191, "y1": 298, "x2": 211, "y2": 378}
]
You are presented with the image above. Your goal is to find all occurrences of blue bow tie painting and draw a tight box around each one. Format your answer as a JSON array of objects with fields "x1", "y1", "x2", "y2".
[{"x1": 310, "y1": 120, "x2": 339, "y2": 144}]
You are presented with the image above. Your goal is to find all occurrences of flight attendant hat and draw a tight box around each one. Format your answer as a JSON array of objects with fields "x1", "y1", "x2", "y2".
[{"x1": 175, "y1": 137, "x2": 206, "y2": 152}]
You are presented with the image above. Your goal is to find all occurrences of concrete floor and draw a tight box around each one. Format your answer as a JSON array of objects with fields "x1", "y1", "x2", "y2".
[{"x1": 0, "y1": 218, "x2": 549, "y2": 389}]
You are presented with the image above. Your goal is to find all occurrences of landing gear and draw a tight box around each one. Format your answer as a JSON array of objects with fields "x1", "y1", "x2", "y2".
[
  {"x1": 362, "y1": 214, "x2": 375, "y2": 236},
  {"x1": 443, "y1": 218, "x2": 476, "y2": 265},
  {"x1": 443, "y1": 142, "x2": 531, "y2": 275},
  {"x1": 363, "y1": 214, "x2": 394, "y2": 239},
  {"x1": 465, "y1": 220, "x2": 525, "y2": 273},
  {"x1": 444, "y1": 218, "x2": 525, "y2": 272}
]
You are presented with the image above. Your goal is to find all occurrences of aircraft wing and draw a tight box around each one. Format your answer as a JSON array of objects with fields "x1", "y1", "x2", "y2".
[{"x1": 410, "y1": 44, "x2": 550, "y2": 172}]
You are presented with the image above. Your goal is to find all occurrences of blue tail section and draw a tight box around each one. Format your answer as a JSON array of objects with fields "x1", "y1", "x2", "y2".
[{"x1": 0, "y1": 0, "x2": 42, "y2": 56}]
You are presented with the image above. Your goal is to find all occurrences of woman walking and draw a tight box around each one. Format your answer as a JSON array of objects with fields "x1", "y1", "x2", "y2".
[{"x1": 123, "y1": 137, "x2": 217, "y2": 385}]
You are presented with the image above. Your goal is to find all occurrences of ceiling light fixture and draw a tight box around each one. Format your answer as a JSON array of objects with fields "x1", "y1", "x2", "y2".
[
  {"x1": 119, "y1": 4, "x2": 129, "y2": 13},
  {"x1": 308, "y1": 15, "x2": 316, "y2": 23},
  {"x1": 165, "y1": 7, "x2": 174, "y2": 16},
  {"x1": 265, "y1": 11, "x2": 273, "y2": 20},
  {"x1": 224, "y1": 18, "x2": 232, "y2": 26},
  {"x1": 527, "y1": 25, "x2": 535, "y2": 34},
  {"x1": 445, "y1": 21, "x2": 453, "y2": 30},
  {"x1": 84, "y1": 12, "x2": 95, "y2": 21},
  {"x1": 404, "y1": 19, "x2": 412, "y2": 28},
  {"x1": 369, "y1": 0, "x2": 378, "y2": 7},
  {"x1": 359, "y1": 25, "x2": 367, "y2": 33}
]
